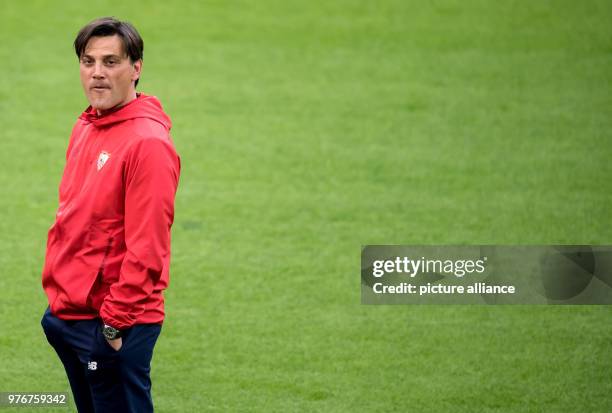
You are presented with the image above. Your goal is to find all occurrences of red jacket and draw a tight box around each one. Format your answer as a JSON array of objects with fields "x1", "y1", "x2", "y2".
[{"x1": 42, "y1": 93, "x2": 180, "y2": 329}]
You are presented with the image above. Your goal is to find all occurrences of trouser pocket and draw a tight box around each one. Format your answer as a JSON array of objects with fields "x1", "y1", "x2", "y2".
[
  {"x1": 41, "y1": 306, "x2": 65, "y2": 345},
  {"x1": 92, "y1": 321, "x2": 139, "y2": 358}
]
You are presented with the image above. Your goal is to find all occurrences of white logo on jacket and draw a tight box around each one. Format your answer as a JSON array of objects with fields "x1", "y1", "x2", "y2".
[
  {"x1": 87, "y1": 361, "x2": 98, "y2": 370},
  {"x1": 97, "y1": 151, "x2": 110, "y2": 171}
]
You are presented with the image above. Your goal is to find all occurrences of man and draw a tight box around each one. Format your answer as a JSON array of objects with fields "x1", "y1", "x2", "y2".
[{"x1": 40, "y1": 17, "x2": 180, "y2": 413}]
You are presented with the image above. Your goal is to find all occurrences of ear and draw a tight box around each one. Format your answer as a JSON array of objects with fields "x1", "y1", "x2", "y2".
[{"x1": 132, "y1": 59, "x2": 143, "y2": 83}]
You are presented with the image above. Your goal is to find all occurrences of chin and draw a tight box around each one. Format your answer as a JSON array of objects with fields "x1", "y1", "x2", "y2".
[{"x1": 89, "y1": 99, "x2": 113, "y2": 112}]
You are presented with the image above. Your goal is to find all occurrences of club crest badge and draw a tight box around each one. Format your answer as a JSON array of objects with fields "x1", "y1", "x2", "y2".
[{"x1": 97, "y1": 151, "x2": 110, "y2": 171}]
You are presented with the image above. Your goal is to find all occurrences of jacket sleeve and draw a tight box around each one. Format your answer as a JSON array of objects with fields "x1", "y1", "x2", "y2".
[{"x1": 99, "y1": 137, "x2": 180, "y2": 329}]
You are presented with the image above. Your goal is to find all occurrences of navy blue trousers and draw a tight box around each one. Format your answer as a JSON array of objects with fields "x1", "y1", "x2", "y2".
[{"x1": 41, "y1": 306, "x2": 162, "y2": 413}]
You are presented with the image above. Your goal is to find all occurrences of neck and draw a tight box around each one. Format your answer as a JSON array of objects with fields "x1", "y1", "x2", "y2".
[{"x1": 96, "y1": 91, "x2": 138, "y2": 116}]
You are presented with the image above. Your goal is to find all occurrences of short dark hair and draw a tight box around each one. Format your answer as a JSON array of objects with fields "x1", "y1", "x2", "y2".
[{"x1": 74, "y1": 17, "x2": 144, "y2": 87}]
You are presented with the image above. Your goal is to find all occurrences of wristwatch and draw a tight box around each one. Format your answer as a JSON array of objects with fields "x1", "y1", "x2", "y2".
[{"x1": 102, "y1": 324, "x2": 123, "y2": 340}]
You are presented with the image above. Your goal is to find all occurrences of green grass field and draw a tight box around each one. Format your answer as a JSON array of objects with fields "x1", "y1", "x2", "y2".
[{"x1": 1, "y1": 1, "x2": 612, "y2": 412}]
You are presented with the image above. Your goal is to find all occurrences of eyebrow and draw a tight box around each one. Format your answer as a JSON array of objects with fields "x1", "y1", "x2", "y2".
[{"x1": 81, "y1": 54, "x2": 124, "y2": 60}]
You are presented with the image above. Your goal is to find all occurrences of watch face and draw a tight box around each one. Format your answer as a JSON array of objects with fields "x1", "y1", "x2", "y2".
[{"x1": 103, "y1": 326, "x2": 120, "y2": 340}]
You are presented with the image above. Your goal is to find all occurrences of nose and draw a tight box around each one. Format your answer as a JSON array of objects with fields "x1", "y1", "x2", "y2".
[{"x1": 92, "y1": 62, "x2": 105, "y2": 79}]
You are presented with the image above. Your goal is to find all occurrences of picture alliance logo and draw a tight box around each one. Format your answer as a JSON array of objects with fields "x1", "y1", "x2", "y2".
[{"x1": 371, "y1": 256, "x2": 488, "y2": 278}]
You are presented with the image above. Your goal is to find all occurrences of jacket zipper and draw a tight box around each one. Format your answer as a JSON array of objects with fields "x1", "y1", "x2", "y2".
[
  {"x1": 97, "y1": 236, "x2": 114, "y2": 279},
  {"x1": 86, "y1": 236, "x2": 114, "y2": 309}
]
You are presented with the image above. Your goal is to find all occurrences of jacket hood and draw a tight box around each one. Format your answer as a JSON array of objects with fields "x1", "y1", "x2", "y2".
[{"x1": 79, "y1": 93, "x2": 172, "y2": 130}]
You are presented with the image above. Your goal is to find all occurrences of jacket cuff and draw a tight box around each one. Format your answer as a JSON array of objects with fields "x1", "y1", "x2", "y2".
[{"x1": 99, "y1": 303, "x2": 135, "y2": 330}]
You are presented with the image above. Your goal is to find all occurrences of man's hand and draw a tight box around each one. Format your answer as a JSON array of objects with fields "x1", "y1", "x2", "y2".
[{"x1": 105, "y1": 337, "x2": 123, "y2": 351}]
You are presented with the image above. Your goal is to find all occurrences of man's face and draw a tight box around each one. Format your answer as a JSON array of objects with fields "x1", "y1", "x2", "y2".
[{"x1": 79, "y1": 35, "x2": 142, "y2": 114}]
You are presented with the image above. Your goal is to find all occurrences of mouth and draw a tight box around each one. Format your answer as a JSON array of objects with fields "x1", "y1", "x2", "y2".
[{"x1": 91, "y1": 86, "x2": 110, "y2": 92}]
